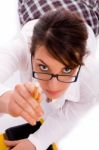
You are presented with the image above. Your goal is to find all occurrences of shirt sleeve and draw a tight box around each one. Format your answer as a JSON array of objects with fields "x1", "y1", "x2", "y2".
[
  {"x1": 0, "y1": 34, "x2": 27, "y2": 95},
  {"x1": 28, "y1": 56, "x2": 99, "y2": 150},
  {"x1": 0, "y1": 19, "x2": 37, "y2": 96}
]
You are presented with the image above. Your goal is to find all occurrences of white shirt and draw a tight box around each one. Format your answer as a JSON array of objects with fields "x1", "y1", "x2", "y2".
[{"x1": 0, "y1": 20, "x2": 99, "y2": 150}]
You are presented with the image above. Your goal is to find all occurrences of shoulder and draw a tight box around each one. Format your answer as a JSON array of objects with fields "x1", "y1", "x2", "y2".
[
  {"x1": 79, "y1": 55, "x2": 99, "y2": 97},
  {"x1": 86, "y1": 24, "x2": 97, "y2": 53},
  {"x1": 20, "y1": 19, "x2": 38, "y2": 44}
]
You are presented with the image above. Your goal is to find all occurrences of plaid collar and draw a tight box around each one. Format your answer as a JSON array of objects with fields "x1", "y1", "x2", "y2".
[{"x1": 18, "y1": 0, "x2": 99, "y2": 36}]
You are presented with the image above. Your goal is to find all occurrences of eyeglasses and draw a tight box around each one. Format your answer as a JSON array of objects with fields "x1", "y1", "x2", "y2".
[{"x1": 32, "y1": 66, "x2": 81, "y2": 83}]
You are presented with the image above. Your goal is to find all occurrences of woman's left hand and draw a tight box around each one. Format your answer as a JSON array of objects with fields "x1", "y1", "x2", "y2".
[{"x1": 5, "y1": 139, "x2": 36, "y2": 150}]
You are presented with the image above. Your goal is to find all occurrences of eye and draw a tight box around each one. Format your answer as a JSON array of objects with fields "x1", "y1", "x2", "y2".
[
  {"x1": 63, "y1": 67, "x2": 72, "y2": 74},
  {"x1": 39, "y1": 64, "x2": 48, "y2": 71}
]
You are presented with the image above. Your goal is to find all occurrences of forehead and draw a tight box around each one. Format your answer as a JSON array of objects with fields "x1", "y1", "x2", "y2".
[{"x1": 33, "y1": 45, "x2": 69, "y2": 67}]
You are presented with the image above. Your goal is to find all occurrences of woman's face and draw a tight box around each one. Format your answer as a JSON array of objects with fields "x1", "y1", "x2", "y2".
[{"x1": 32, "y1": 45, "x2": 78, "y2": 99}]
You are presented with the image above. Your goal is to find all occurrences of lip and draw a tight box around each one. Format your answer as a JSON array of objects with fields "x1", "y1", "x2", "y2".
[{"x1": 46, "y1": 90, "x2": 62, "y2": 96}]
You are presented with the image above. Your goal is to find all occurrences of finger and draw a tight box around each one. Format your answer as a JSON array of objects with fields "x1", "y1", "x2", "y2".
[
  {"x1": 4, "y1": 140, "x2": 21, "y2": 147},
  {"x1": 14, "y1": 98, "x2": 40, "y2": 123},
  {"x1": 13, "y1": 88, "x2": 43, "y2": 123},
  {"x1": 14, "y1": 83, "x2": 44, "y2": 122},
  {"x1": 15, "y1": 83, "x2": 42, "y2": 109},
  {"x1": 10, "y1": 103, "x2": 23, "y2": 117},
  {"x1": 8, "y1": 96, "x2": 23, "y2": 117},
  {"x1": 15, "y1": 84, "x2": 43, "y2": 116},
  {"x1": 24, "y1": 82, "x2": 41, "y2": 102},
  {"x1": 15, "y1": 84, "x2": 32, "y2": 101},
  {"x1": 27, "y1": 97, "x2": 44, "y2": 115},
  {"x1": 14, "y1": 90, "x2": 43, "y2": 119},
  {"x1": 11, "y1": 100, "x2": 41, "y2": 124},
  {"x1": 20, "y1": 110, "x2": 37, "y2": 125},
  {"x1": 15, "y1": 85, "x2": 40, "y2": 112},
  {"x1": 24, "y1": 82, "x2": 35, "y2": 95}
]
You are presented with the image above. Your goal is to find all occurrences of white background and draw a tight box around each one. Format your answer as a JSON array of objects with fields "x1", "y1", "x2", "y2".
[{"x1": 0, "y1": 1, "x2": 99, "y2": 150}]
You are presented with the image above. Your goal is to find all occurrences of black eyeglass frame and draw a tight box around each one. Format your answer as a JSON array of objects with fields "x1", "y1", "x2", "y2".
[{"x1": 32, "y1": 65, "x2": 81, "y2": 83}]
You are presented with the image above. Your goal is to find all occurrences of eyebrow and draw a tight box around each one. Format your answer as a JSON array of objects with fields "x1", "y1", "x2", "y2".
[
  {"x1": 34, "y1": 59, "x2": 72, "y2": 69},
  {"x1": 34, "y1": 59, "x2": 48, "y2": 66}
]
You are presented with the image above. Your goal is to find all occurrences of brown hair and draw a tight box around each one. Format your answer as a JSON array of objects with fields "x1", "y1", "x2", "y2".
[{"x1": 30, "y1": 8, "x2": 88, "y2": 68}]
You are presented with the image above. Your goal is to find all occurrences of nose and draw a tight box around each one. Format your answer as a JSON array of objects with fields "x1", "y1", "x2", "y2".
[{"x1": 47, "y1": 77, "x2": 60, "y2": 89}]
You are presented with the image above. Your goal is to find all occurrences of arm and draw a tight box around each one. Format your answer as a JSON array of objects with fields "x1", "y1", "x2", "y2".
[
  {"x1": 0, "y1": 19, "x2": 38, "y2": 91},
  {"x1": 0, "y1": 33, "x2": 28, "y2": 94},
  {"x1": 0, "y1": 32, "x2": 29, "y2": 116},
  {"x1": 0, "y1": 20, "x2": 38, "y2": 114}
]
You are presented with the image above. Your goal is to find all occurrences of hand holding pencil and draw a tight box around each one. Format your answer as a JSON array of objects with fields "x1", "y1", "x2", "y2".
[{"x1": 6, "y1": 82, "x2": 44, "y2": 125}]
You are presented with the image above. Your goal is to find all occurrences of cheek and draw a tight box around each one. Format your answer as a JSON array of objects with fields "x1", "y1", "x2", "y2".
[
  {"x1": 61, "y1": 83, "x2": 70, "y2": 92},
  {"x1": 38, "y1": 81, "x2": 71, "y2": 99},
  {"x1": 39, "y1": 80, "x2": 70, "y2": 91},
  {"x1": 38, "y1": 80, "x2": 46, "y2": 90}
]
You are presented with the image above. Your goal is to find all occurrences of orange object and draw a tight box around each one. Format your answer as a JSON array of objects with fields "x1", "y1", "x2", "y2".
[{"x1": 0, "y1": 134, "x2": 8, "y2": 150}]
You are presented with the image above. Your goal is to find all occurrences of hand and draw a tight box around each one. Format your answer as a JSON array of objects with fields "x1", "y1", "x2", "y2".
[
  {"x1": 5, "y1": 139, "x2": 36, "y2": 150},
  {"x1": 5, "y1": 82, "x2": 44, "y2": 125}
]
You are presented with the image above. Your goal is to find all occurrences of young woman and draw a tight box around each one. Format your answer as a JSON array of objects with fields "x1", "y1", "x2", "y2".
[{"x1": 0, "y1": 9, "x2": 99, "y2": 150}]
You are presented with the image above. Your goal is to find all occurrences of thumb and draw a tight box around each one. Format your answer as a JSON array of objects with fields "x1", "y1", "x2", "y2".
[
  {"x1": 4, "y1": 139, "x2": 22, "y2": 147},
  {"x1": 24, "y1": 82, "x2": 41, "y2": 103}
]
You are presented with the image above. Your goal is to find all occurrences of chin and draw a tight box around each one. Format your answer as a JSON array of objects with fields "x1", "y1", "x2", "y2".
[{"x1": 45, "y1": 92, "x2": 63, "y2": 99}]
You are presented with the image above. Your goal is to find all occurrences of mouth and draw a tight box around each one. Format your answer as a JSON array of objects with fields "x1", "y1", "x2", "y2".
[{"x1": 46, "y1": 90, "x2": 63, "y2": 97}]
